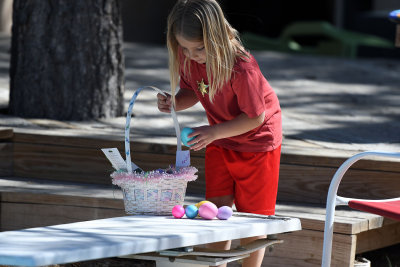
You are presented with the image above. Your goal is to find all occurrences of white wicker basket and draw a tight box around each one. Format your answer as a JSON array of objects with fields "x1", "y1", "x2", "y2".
[
  {"x1": 111, "y1": 86, "x2": 197, "y2": 215},
  {"x1": 120, "y1": 177, "x2": 189, "y2": 215}
]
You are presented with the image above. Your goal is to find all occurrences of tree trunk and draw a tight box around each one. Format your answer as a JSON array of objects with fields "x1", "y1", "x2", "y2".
[{"x1": 9, "y1": 0, "x2": 124, "y2": 120}]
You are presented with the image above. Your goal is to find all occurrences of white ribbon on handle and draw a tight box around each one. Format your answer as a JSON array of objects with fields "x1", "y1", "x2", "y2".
[{"x1": 124, "y1": 86, "x2": 189, "y2": 174}]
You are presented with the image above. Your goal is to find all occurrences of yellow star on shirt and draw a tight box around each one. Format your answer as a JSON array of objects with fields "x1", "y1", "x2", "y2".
[{"x1": 197, "y1": 79, "x2": 209, "y2": 97}]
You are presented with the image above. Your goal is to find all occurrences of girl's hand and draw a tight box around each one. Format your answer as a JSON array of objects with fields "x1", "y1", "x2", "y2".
[
  {"x1": 185, "y1": 112, "x2": 266, "y2": 151},
  {"x1": 187, "y1": 126, "x2": 217, "y2": 151},
  {"x1": 157, "y1": 93, "x2": 172, "y2": 113}
]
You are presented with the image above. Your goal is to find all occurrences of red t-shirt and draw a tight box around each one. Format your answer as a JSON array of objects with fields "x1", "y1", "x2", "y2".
[{"x1": 179, "y1": 53, "x2": 282, "y2": 152}]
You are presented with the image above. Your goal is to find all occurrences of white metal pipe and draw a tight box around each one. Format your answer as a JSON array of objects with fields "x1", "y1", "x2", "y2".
[{"x1": 321, "y1": 151, "x2": 400, "y2": 267}]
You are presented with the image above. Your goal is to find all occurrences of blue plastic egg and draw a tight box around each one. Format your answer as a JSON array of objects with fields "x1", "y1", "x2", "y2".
[
  {"x1": 185, "y1": 205, "x2": 198, "y2": 219},
  {"x1": 181, "y1": 127, "x2": 195, "y2": 147}
]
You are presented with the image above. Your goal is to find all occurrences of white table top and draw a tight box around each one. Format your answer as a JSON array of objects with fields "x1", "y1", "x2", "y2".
[{"x1": 0, "y1": 214, "x2": 301, "y2": 266}]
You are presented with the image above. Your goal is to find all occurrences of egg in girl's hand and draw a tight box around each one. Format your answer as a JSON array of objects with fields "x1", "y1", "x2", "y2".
[
  {"x1": 199, "y1": 202, "x2": 218, "y2": 220},
  {"x1": 181, "y1": 127, "x2": 195, "y2": 147},
  {"x1": 217, "y1": 206, "x2": 233, "y2": 220},
  {"x1": 185, "y1": 205, "x2": 199, "y2": 219},
  {"x1": 172, "y1": 205, "x2": 185, "y2": 219}
]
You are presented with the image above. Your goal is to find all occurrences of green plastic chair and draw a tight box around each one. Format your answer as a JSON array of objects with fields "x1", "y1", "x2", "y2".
[{"x1": 242, "y1": 21, "x2": 393, "y2": 58}]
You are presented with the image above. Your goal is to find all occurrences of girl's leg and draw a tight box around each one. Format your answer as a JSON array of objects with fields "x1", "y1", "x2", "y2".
[
  {"x1": 240, "y1": 235, "x2": 267, "y2": 267},
  {"x1": 205, "y1": 195, "x2": 234, "y2": 267},
  {"x1": 230, "y1": 146, "x2": 281, "y2": 267}
]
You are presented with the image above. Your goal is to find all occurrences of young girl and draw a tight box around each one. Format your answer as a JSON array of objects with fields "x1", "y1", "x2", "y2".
[{"x1": 158, "y1": 1, "x2": 282, "y2": 266}]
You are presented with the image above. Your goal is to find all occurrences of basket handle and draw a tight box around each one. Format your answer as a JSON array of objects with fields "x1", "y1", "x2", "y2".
[{"x1": 125, "y1": 86, "x2": 182, "y2": 173}]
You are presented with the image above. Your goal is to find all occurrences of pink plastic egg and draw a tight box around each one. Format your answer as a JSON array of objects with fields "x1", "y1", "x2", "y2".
[
  {"x1": 217, "y1": 206, "x2": 233, "y2": 220},
  {"x1": 172, "y1": 205, "x2": 185, "y2": 218},
  {"x1": 199, "y1": 202, "x2": 218, "y2": 220}
]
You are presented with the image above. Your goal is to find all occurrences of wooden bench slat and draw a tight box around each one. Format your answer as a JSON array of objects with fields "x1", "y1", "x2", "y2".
[
  {"x1": 262, "y1": 229, "x2": 356, "y2": 267},
  {"x1": 0, "y1": 128, "x2": 13, "y2": 140}
]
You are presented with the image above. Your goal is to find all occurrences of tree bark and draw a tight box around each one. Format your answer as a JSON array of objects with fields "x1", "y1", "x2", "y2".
[{"x1": 9, "y1": 0, "x2": 124, "y2": 120}]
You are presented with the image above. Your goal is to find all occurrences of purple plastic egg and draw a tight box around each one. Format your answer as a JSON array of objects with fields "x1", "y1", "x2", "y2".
[
  {"x1": 217, "y1": 206, "x2": 233, "y2": 220},
  {"x1": 172, "y1": 205, "x2": 185, "y2": 218},
  {"x1": 199, "y1": 202, "x2": 218, "y2": 220}
]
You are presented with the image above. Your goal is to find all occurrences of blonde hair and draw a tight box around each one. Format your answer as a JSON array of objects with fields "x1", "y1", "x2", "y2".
[{"x1": 167, "y1": 0, "x2": 248, "y2": 102}]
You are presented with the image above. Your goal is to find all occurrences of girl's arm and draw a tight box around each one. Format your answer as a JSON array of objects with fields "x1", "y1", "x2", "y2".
[
  {"x1": 188, "y1": 111, "x2": 265, "y2": 151},
  {"x1": 157, "y1": 88, "x2": 198, "y2": 113},
  {"x1": 175, "y1": 87, "x2": 199, "y2": 111}
]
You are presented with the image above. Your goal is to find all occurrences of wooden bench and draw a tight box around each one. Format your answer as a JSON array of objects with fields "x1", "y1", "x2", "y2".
[
  {"x1": 1, "y1": 177, "x2": 399, "y2": 267},
  {"x1": 1, "y1": 127, "x2": 399, "y2": 201},
  {"x1": 1, "y1": 128, "x2": 400, "y2": 266},
  {"x1": 271, "y1": 204, "x2": 399, "y2": 266}
]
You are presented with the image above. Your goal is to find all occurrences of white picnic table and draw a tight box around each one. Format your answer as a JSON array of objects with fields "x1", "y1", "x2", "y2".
[{"x1": 0, "y1": 213, "x2": 301, "y2": 267}]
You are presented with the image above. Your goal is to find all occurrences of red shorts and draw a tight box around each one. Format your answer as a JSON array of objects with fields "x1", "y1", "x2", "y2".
[{"x1": 205, "y1": 144, "x2": 281, "y2": 215}]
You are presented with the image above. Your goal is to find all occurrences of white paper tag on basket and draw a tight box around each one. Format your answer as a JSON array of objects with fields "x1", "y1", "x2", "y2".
[
  {"x1": 176, "y1": 150, "x2": 190, "y2": 168},
  {"x1": 101, "y1": 148, "x2": 129, "y2": 170},
  {"x1": 102, "y1": 148, "x2": 144, "y2": 172}
]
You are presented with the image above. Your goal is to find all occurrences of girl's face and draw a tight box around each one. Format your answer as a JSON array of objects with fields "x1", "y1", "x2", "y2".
[{"x1": 176, "y1": 34, "x2": 206, "y2": 64}]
